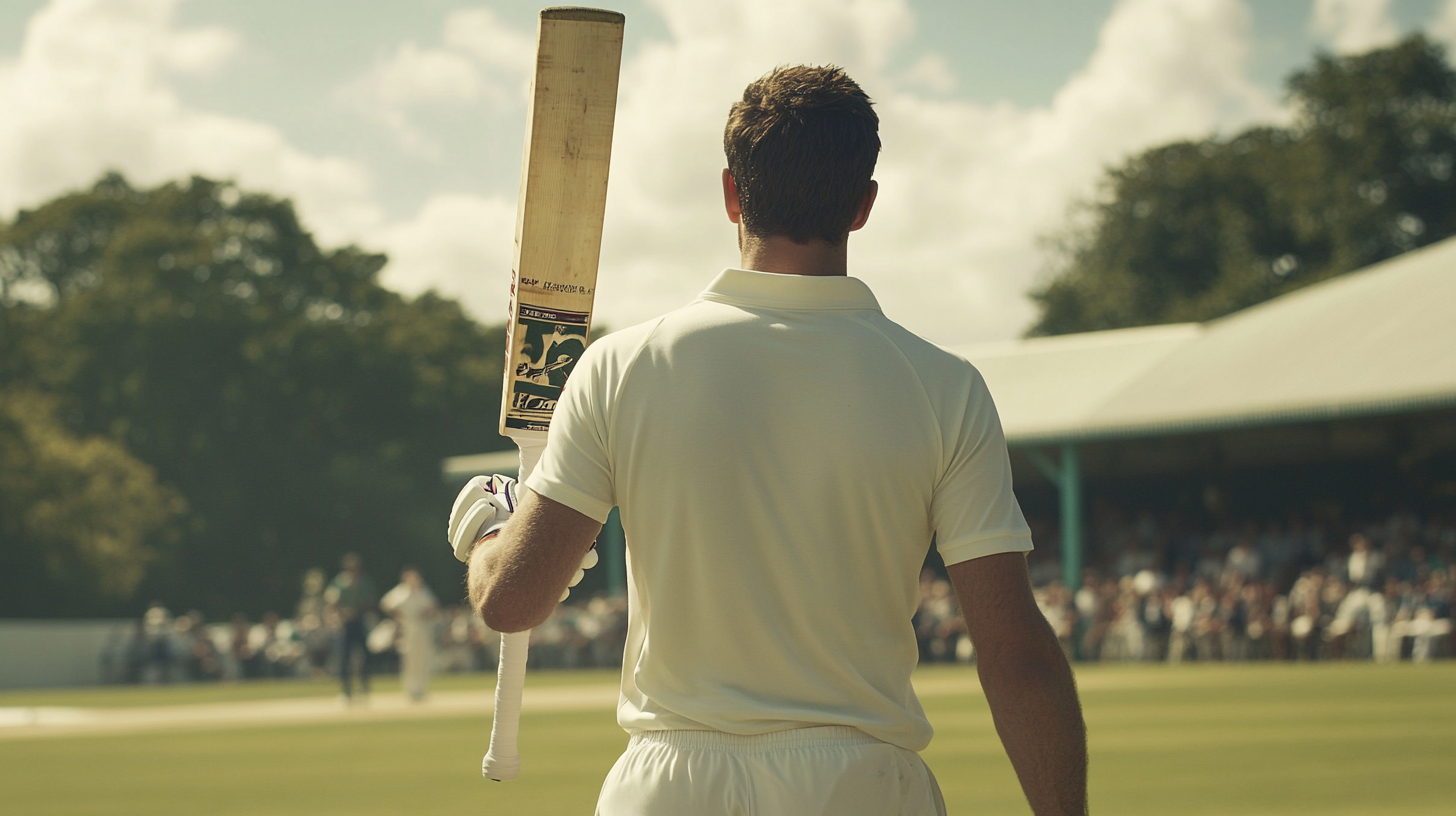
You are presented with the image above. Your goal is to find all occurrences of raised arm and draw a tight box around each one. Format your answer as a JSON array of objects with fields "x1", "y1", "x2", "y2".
[
  {"x1": 948, "y1": 551, "x2": 1088, "y2": 816},
  {"x1": 467, "y1": 489, "x2": 601, "y2": 633}
]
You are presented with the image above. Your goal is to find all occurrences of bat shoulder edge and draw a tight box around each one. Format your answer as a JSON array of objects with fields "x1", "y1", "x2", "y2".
[{"x1": 541, "y1": 7, "x2": 626, "y2": 25}]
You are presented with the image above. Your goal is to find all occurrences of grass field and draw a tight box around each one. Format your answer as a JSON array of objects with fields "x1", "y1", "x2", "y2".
[
  {"x1": 2, "y1": 662, "x2": 1452, "y2": 815},
  {"x1": 0, "y1": 668, "x2": 619, "y2": 709}
]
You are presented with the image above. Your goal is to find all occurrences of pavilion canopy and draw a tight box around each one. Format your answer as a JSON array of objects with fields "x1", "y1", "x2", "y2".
[{"x1": 951, "y1": 235, "x2": 1456, "y2": 446}]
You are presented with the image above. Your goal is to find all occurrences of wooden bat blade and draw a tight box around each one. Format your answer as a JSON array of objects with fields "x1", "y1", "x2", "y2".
[
  {"x1": 484, "y1": 6, "x2": 624, "y2": 785},
  {"x1": 499, "y1": 8, "x2": 625, "y2": 440}
]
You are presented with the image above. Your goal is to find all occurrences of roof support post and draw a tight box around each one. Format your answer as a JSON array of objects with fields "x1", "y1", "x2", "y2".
[
  {"x1": 1026, "y1": 444, "x2": 1084, "y2": 592},
  {"x1": 1059, "y1": 443, "x2": 1082, "y2": 593}
]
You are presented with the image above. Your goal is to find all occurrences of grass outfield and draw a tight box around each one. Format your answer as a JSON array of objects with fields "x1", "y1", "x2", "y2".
[
  {"x1": 0, "y1": 668, "x2": 621, "y2": 709},
  {"x1": 1, "y1": 662, "x2": 1452, "y2": 815}
]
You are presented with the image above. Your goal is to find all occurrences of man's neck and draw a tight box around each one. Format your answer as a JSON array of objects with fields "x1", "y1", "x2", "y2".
[{"x1": 739, "y1": 230, "x2": 848, "y2": 277}]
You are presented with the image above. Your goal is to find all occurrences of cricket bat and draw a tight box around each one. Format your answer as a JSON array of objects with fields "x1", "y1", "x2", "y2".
[{"x1": 483, "y1": 6, "x2": 625, "y2": 783}]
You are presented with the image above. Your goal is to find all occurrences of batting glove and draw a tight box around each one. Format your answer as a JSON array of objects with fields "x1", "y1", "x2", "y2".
[
  {"x1": 562, "y1": 546, "x2": 601, "y2": 601},
  {"x1": 447, "y1": 473, "x2": 602, "y2": 603},
  {"x1": 447, "y1": 475, "x2": 518, "y2": 562}
]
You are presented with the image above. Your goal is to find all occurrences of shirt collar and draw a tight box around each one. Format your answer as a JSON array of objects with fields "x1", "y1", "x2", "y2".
[{"x1": 697, "y1": 268, "x2": 882, "y2": 312}]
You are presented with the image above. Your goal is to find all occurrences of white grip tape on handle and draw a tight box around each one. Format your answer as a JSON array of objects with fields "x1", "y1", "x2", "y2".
[
  {"x1": 482, "y1": 439, "x2": 543, "y2": 781},
  {"x1": 482, "y1": 629, "x2": 529, "y2": 780}
]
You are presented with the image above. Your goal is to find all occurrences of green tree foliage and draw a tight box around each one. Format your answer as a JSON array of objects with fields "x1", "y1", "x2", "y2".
[
  {"x1": 0, "y1": 174, "x2": 508, "y2": 617},
  {"x1": 1030, "y1": 36, "x2": 1456, "y2": 336},
  {"x1": 0, "y1": 390, "x2": 183, "y2": 614}
]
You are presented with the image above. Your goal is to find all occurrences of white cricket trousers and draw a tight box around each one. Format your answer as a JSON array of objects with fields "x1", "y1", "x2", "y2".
[{"x1": 594, "y1": 726, "x2": 947, "y2": 816}]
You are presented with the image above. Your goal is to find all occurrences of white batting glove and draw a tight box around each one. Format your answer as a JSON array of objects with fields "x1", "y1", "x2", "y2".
[
  {"x1": 447, "y1": 475, "x2": 518, "y2": 562},
  {"x1": 561, "y1": 546, "x2": 600, "y2": 602}
]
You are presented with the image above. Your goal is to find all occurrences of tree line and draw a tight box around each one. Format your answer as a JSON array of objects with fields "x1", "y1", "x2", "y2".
[
  {"x1": 1030, "y1": 35, "x2": 1456, "y2": 335},
  {"x1": 1, "y1": 175, "x2": 508, "y2": 617}
]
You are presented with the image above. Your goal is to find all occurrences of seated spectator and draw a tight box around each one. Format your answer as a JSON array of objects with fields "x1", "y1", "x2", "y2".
[
  {"x1": 1346, "y1": 534, "x2": 1384, "y2": 589},
  {"x1": 1224, "y1": 539, "x2": 1262, "y2": 584},
  {"x1": 1116, "y1": 538, "x2": 1155, "y2": 578}
]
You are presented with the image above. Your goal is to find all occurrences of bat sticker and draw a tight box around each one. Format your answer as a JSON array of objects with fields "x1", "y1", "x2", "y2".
[{"x1": 503, "y1": 303, "x2": 590, "y2": 432}]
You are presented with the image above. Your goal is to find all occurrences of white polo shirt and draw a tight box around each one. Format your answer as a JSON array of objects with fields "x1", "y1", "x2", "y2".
[{"x1": 527, "y1": 268, "x2": 1031, "y2": 752}]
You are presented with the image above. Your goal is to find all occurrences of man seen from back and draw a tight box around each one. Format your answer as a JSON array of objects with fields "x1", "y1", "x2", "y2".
[{"x1": 463, "y1": 64, "x2": 1088, "y2": 816}]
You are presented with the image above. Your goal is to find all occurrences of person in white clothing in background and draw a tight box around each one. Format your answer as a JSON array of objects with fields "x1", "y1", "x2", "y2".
[{"x1": 380, "y1": 566, "x2": 439, "y2": 702}]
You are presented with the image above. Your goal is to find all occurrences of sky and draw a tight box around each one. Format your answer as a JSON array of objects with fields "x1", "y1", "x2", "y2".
[{"x1": 1, "y1": 0, "x2": 1454, "y2": 344}]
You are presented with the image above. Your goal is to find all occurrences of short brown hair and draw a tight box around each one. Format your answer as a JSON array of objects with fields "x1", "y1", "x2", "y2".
[{"x1": 724, "y1": 65, "x2": 880, "y2": 245}]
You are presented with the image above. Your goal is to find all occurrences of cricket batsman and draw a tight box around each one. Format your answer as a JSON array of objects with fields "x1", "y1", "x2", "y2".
[{"x1": 452, "y1": 65, "x2": 1088, "y2": 815}]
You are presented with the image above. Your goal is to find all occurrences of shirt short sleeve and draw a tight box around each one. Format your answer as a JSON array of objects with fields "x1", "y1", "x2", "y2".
[
  {"x1": 930, "y1": 373, "x2": 1033, "y2": 566},
  {"x1": 525, "y1": 343, "x2": 616, "y2": 524}
]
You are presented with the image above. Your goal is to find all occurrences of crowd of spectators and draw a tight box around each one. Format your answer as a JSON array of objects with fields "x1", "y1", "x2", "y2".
[
  {"x1": 102, "y1": 506, "x2": 1454, "y2": 685},
  {"x1": 101, "y1": 605, "x2": 307, "y2": 685},
  {"x1": 100, "y1": 567, "x2": 630, "y2": 686},
  {"x1": 915, "y1": 506, "x2": 1455, "y2": 665}
]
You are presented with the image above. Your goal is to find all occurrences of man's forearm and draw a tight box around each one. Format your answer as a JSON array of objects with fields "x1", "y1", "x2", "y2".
[
  {"x1": 468, "y1": 528, "x2": 556, "y2": 633},
  {"x1": 466, "y1": 490, "x2": 602, "y2": 633},
  {"x1": 950, "y1": 552, "x2": 1088, "y2": 814},
  {"x1": 977, "y1": 625, "x2": 1088, "y2": 816}
]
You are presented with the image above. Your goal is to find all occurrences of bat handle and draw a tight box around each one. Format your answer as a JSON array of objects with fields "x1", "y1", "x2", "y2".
[
  {"x1": 482, "y1": 437, "x2": 545, "y2": 781},
  {"x1": 482, "y1": 630, "x2": 530, "y2": 780}
]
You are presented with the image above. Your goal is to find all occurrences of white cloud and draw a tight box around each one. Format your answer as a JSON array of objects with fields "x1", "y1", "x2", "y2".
[
  {"x1": 340, "y1": 43, "x2": 483, "y2": 159},
  {"x1": 340, "y1": 7, "x2": 532, "y2": 158},
  {"x1": 1311, "y1": 0, "x2": 1401, "y2": 55},
  {"x1": 443, "y1": 7, "x2": 534, "y2": 74},
  {"x1": 356, "y1": 43, "x2": 483, "y2": 108},
  {"x1": 898, "y1": 54, "x2": 956, "y2": 94},
  {"x1": 158, "y1": 21, "x2": 238, "y2": 74},
  {"x1": 374, "y1": 193, "x2": 517, "y2": 321},
  {"x1": 0, "y1": 0, "x2": 381, "y2": 246},
  {"x1": 1431, "y1": 0, "x2": 1456, "y2": 52}
]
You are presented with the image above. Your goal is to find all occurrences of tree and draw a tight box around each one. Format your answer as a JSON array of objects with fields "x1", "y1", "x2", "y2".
[
  {"x1": 1, "y1": 175, "x2": 509, "y2": 617},
  {"x1": 0, "y1": 390, "x2": 183, "y2": 616},
  {"x1": 1029, "y1": 36, "x2": 1456, "y2": 336},
  {"x1": 1288, "y1": 35, "x2": 1456, "y2": 271}
]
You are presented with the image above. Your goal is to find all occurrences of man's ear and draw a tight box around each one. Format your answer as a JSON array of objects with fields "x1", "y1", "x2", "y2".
[
  {"x1": 722, "y1": 169, "x2": 742, "y2": 225},
  {"x1": 848, "y1": 180, "x2": 878, "y2": 233}
]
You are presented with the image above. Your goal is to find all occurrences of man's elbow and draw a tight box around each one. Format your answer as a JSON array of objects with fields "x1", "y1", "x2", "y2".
[
  {"x1": 469, "y1": 554, "x2": 549, "y2": 633},
  {"x1": 478, "y1": 593, "x2": 550, "y2": 634}
]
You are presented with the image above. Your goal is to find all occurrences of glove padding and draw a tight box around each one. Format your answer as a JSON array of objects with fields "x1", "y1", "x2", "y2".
[
  {"x1": 447, "y1": 475, "x2": 518, "y2": 562},
  {"x1": 561, "y1": 546, "x2": 600, "y2": 602},
  {"x1": 448, "y1": 473, "x2": 602, "y2": 605}
]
